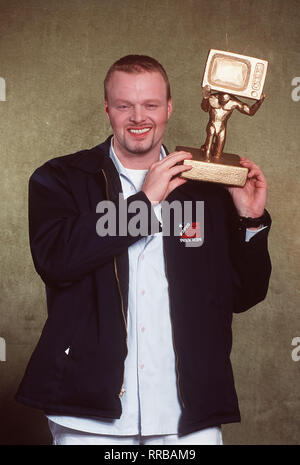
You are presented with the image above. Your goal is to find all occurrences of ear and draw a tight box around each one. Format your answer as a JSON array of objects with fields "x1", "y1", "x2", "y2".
[
  {"x1": 167, "y1": 97, "x2": 173, "y2": 120},
  {"x1": 104, "y1": 100, "x2": 110, "y2": 120}
]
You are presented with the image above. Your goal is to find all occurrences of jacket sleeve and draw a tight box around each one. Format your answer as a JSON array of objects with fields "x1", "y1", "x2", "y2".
[
  {"x1": 28, "y1": 162, "x2": 158, "y2": 288},
  {"x1": 230, "y1": 223, "x2": 272, "y2": 313},
  {"x1": 225, "y1": 192, "x2": 272, "y2": 313}
]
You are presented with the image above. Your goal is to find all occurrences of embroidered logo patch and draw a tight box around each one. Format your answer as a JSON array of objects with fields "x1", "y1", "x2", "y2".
[{"x1": 179, "y1": 222, "x2": 203, "y2": 247}]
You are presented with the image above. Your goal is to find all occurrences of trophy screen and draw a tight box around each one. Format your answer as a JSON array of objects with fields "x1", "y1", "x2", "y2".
[{"x1": 208, "y1": 54, "x2": 250, "y2": 92}]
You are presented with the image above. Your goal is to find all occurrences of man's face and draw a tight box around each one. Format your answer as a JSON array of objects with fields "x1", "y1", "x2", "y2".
[{"x1": 104, "y1": 70, "x2": 172, "y2": 159}]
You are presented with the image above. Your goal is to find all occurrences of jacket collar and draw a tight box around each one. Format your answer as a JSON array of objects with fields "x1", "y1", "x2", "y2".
[
  {"x1": 66, "y1": 136, "x2": 113, "y2": 173},
  {"x1": 66, "y1": 135, "x2": 169, "y2": 174}
]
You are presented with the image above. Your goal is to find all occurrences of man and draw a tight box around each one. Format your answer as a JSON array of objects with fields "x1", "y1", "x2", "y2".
[
  {"x1": 16, "y1": 55, "x2": 271, "y2": 445},
  {"x1": 201, "y1": 84, "x2": 265, "y2": 160}
]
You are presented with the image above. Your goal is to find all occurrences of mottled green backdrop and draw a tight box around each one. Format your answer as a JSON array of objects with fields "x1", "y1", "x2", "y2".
[{"x1": 0, "y1": 0, "x2": 299, "y2": 445}]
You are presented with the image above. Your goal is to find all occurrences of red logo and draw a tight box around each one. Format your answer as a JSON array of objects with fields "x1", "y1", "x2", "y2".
[{"x1": 180, "y1": 222, "x2": 201, "y2": 239}]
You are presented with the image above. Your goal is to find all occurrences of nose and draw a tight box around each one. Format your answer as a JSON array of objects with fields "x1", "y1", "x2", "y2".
[{"x1": 129, "y1": 105, "x2": 146, "y2": 124}]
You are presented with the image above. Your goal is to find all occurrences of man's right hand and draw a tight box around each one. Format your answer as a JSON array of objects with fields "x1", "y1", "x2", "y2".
[{"x1": 142, "y1": 151, "x2": 193, "y2": 204}]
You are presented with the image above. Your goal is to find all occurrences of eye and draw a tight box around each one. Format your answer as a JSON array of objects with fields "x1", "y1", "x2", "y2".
[
  {"x1": 117, "y1": 104, "x2": 130, "y2": 110},
  {"x1": 145, "y1": 103, "x2": 158, "y2": 110}
]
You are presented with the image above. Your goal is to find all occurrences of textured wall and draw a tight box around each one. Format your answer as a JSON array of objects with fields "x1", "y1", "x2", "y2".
[{"x1": 0, "y1": 0, "x2": 299, "y2": 445}]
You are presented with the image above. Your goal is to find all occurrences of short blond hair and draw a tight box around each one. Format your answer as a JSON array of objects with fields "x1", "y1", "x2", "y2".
[{"x1": 104, "y1": 55, "x2": 171, "y2": 101}]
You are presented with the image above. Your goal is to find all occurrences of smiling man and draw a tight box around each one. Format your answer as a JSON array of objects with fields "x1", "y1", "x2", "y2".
[
  {"x1": 16, "y1": 55, "x2": 272, "y2": 445},
  {"x1": 104, "y1": 69, "x2": 172, "y2": 164}
]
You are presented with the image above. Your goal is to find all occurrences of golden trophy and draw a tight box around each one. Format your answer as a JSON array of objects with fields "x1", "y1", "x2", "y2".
[{"x1": 177, "y1": 49, "x2": 268, "y2": 187}]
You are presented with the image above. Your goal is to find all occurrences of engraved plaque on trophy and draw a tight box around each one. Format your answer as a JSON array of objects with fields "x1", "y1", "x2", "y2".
[{"x1": 177, "y1": 49, "x2": 268, "y2": 187}]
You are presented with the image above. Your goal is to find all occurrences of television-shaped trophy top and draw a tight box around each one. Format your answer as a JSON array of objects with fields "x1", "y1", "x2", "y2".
[{"x1": 176, "y1": 49, "x2": 268, "y2": 187}]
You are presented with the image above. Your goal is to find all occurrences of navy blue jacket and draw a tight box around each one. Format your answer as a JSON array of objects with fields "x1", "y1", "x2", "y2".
[{"x1": 15, "y1": 136, "x2": 272, "y2": 434}]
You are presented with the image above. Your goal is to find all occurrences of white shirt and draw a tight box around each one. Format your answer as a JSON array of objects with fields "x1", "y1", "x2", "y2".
[{"x1": 48, "y1": 141, "x2": 261, "y2": 436}]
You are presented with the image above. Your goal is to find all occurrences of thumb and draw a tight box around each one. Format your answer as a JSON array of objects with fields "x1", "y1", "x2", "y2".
[{"x1": 165, "y1": 177, "x2": 188, "y2": 198}]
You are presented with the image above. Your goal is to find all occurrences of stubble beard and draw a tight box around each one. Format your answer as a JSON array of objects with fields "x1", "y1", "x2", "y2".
[{"x1": 121, "y1": 131, "x2": 158, "y2": 156}]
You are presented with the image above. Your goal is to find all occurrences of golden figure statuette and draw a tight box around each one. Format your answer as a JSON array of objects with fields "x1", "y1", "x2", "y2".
[{"x1": 177, "y1": 49, "x2": 268, "y2": 187}]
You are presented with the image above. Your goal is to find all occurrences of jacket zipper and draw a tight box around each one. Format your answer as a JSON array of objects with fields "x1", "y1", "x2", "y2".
[
  {"x1": 163, "y1": 240, "x2": 186, "y2": 409},
  {"x1": 113, "y1": 257, "x2": 127, "y2": 397},
  {"x1": 101, "y1": 168, "x2": 127, "y2": 398}
]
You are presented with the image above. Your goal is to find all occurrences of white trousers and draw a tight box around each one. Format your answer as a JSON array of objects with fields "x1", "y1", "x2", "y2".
[{"x1": 48, "y1": 420, "x2": 223, "y2": 445}]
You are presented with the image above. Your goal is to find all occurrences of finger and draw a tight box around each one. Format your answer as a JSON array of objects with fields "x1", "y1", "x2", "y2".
[
  {"x1": 240, "y1": 160, "x2": 263, "y2": 175},
  {"x1": 240, "y1": 158, "x2": 256, "y2": 165},
  {"x1": 245, "y1": 176, "x2": 264, "y2": 189},
  {"x1": 168, "y1": 150, "x2": 193, "y2": 160},
  {"x1": 247, "y1": 170, "x2": 267, "y2": 189},
  {"x1": 162, "y1": 151, "x2": 193, "y2": 167},
  {"x1": 246, "y1": 164, "x2": 264, "y2": 178},
  {"x1": 239, "y1": 159, "x2": 267, "y2": 184},
  {"x1": 166, "y1": 177, "x2": 188, "y2": 196},
  {"x1": 239, "y1": 158, "x2": 260, "y2": 169},
  {"x1": 247, "y1": 167, "x2": 266, "y2": 182},
  {"x1": 239, "y1": 157, "x2": 252, "y2": 164},
  {"x1": 169, "y1": 163, "x2": 193, "y2": 178}
]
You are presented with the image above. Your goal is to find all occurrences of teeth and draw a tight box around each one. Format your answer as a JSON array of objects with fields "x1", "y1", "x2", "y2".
[{"x1": 129, "y1": 128, "x2": 151, "y2": 134}]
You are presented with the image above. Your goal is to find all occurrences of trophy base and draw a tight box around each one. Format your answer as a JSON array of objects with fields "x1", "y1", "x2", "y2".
[{"x1": 176, "y1": 146, "x2": 248, "y2": 187}]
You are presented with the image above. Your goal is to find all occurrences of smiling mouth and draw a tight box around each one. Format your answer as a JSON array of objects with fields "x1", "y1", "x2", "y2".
[{"x1": 128, "y1": 127, "x2": 152, "y2": 136}]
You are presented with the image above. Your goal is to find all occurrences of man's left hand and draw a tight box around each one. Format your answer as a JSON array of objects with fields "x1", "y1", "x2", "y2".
[{"x1": 227, "y1": 157, "x2": 267, "y2": 219}]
